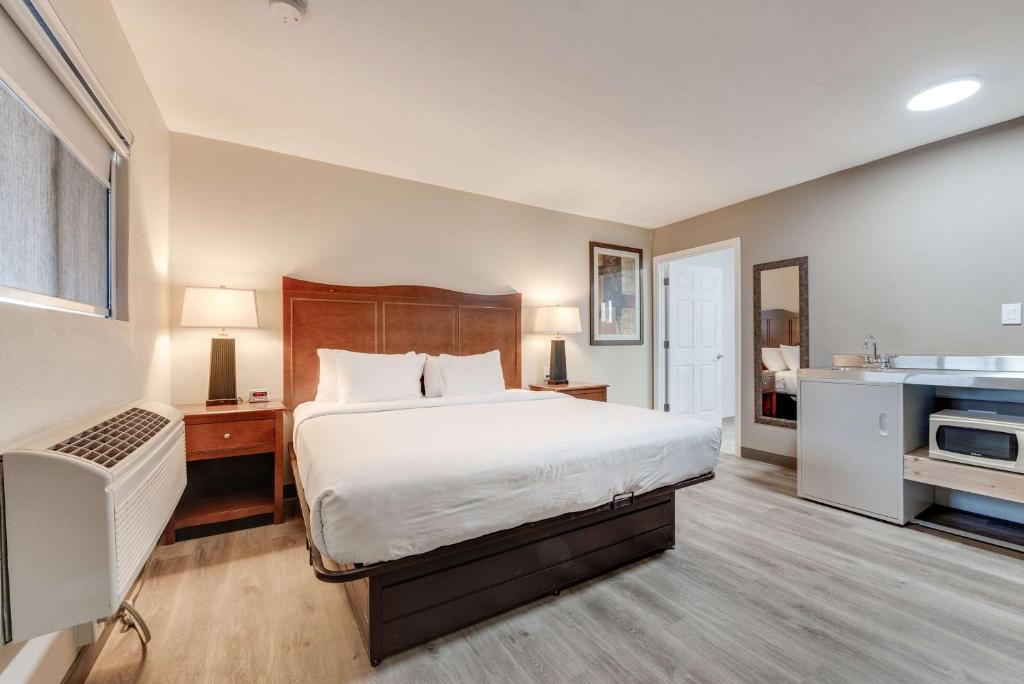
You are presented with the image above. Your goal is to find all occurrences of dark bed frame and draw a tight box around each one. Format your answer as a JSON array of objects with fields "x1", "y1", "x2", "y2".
[{"x1": 282, "y1": 277, "x2": 715, "y2": 666}]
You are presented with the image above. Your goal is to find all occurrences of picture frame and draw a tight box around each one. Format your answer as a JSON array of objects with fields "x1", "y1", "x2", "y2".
[{"x1": 589, "y1": 241, "x2": 643, "y2": 345}]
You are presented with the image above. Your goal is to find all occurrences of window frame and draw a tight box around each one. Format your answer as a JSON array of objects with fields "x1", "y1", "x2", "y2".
[{"x1": 0, "y1": 284, "x2": 109, "y2": 318}]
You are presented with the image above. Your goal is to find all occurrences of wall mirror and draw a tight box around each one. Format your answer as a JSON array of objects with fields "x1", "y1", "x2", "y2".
[{"x1": 753, "y1": 257, "x2": 808, "y2": 428}]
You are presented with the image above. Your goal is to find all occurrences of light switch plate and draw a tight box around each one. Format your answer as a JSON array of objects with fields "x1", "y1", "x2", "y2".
[{"x1": 1002, "y1": 303, "x2": 1022, "y2": 325}]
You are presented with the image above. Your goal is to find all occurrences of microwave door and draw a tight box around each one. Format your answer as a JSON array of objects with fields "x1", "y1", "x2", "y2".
[{"x1": 936, "y1": 424, "x2": 1020, "y2": 466}]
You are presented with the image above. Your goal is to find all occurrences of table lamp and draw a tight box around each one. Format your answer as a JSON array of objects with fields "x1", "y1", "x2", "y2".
[
  {"x1": 534, "y1": 305, "x2": 582, "y2": 385},
  {"x1": 180, "y1": 286, "x2": 259, "y2": 406}
]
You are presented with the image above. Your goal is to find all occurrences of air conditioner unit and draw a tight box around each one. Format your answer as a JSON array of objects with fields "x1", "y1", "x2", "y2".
[{"x1": 0, "y1": 401, "x2": 185, "y2": 643}]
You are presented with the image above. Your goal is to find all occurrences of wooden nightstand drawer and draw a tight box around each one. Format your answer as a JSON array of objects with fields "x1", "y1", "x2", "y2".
[
  {"x1": 186, "y1": 418, "x2": 275, "y2": 457},
  {"x1": 528, "y1": 382, "x2": 609, "y2": 402},
  {"x1": 570, "y1": 388, "x2": 607, "y2": 402}
]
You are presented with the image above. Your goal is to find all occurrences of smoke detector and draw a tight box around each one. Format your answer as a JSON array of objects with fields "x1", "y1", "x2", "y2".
[{"x1": 269, "y1": 0, "x2": 307, "y2": 24}]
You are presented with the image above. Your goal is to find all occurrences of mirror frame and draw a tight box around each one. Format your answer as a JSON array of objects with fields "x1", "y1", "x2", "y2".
[{"x1": 753, "y1": 257, "x2": 808, "y2": 429}]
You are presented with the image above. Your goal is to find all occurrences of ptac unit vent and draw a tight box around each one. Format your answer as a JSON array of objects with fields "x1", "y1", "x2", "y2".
[{"x1": 49, "y1": 407, "x2": 170, "y2": 468}]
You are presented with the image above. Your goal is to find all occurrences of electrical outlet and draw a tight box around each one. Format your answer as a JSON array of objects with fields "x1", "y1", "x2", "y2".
[{"x1": 1001, "y1": 303, "x2": 1022, "y2": 325}]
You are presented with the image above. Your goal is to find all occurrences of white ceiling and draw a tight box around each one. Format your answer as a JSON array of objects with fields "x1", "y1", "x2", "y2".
[{"x1": 110, "y1": 0, "x2": 1024, "y2": 228}]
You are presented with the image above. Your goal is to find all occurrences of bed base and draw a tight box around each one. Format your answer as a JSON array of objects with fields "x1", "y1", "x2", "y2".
[{"x1": 290, "y1": 446, "x2": 714, "y2": 666}]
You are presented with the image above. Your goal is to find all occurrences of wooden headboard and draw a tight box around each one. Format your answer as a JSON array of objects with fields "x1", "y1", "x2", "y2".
[
  {"x1": 760, "y1": 308, "x2": 800, "y2": 352},
  {"x1": 282, "y1": 277, "x2": 522, "y2": 408}
]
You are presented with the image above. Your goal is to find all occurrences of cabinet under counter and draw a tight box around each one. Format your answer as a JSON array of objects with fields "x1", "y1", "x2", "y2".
[
  {"x1": 797, "y1": 377, "x2": 933, "y2": 524},
  {"x1": 799, "y1": 363, "x2": 1024, "y2": 553}
]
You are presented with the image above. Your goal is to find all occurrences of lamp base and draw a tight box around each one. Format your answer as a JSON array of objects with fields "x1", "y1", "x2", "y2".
[
  {"x1": 207, "y1": 337, "x2": 240, "y2": 406},
  {"x1": 548, "y1": 338, "x2": 568, "y2": 385},
  {"x1": 205, "y1": 398, "x2": 241, "y2": 407}
]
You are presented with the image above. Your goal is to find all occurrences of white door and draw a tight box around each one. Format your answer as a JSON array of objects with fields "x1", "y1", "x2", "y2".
[{"x1": 666, "y1": 262, "x2": 723, "y2": 424}]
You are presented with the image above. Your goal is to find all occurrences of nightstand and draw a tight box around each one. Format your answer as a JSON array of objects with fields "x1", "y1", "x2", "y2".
[
  {"x1": 529, "y1": 382, "x2": 609, "y2": 402},
  {"x1": 164, "y1": 400, "x2": 286, "y2": 543}
]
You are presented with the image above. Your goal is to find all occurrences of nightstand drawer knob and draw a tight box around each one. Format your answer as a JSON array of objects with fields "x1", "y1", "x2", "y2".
[{"x1": 224, "y1": 433, "x2": 231, "y2": 439}]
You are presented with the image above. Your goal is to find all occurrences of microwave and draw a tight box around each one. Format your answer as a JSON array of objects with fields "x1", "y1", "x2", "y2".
[{"x1": 929, "y1": 410, "x2": 1024, "y2": 472}]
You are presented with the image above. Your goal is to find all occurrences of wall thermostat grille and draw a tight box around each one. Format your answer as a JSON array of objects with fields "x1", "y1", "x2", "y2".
[{"x1": 49, "y1": 407, "x2": 170, "y2": 468}]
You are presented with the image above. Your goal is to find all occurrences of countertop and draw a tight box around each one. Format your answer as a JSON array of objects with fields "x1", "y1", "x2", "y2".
[
  {"x1": 799, "y1": 367, "x2": 1024, "y2": 391},
  {"x1": 799, "y1": 354, "x2": 1024, "y2": 391}
]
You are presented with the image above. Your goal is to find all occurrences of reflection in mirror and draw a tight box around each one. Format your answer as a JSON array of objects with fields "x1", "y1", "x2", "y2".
[{"x1": 753, "y1": 258, "x2": 808, "y2": 429}]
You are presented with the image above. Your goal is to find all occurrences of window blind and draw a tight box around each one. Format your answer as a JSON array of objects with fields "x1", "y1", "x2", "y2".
[
  {"x1": 0, "y1": 3, "x2": 133, "y2": 317},
  {"x1": 0, "y1": 78, "x2": 109, "y2": 312}
]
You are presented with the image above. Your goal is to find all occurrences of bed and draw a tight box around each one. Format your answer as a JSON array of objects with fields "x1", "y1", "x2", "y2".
[
  {"x1": 774, "y1": 369, "x2": 798, "y2": 396},
  {"x1": 283, "y1": 277, "x2": 719, "y2": 665}
]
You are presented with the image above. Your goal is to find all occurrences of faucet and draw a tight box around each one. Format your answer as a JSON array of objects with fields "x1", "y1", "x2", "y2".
[
  {"x1": 863, "y1": 335, "x2": 893, "y2": 369},
  {"x1": 863, "y1": 335, "x2": 877, "y2": 362}
]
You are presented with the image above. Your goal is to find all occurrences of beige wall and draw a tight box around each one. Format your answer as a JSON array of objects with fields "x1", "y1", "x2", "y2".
[
  {"x1": 654, "y1": 117, "x2": 1024, "y2": 458},
  {"x1": 0, "y1": 0, "x2": 169, "y2": 680},
  {"x1": 168, "y1": 134, "x2": 653, "y2": 408}
]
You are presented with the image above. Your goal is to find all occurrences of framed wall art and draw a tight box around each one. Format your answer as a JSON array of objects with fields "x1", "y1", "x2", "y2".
[{"x1": 589, "y1": 241, "x2": 643, "y2": 345}]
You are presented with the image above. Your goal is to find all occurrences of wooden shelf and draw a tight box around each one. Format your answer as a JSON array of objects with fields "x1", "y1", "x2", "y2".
[
  {"x1": 174, "y1": 492, "x2": 275, "y2": 529},
  {"x1": 913, "y1": 505, "x2": 1024, "y2": 554},
  {"x1": 185, "y1": 446, "x2": 276, "y2": 462},
  {"x1": 904, "y1": 448, "x2": 1024, "y2": 505}
]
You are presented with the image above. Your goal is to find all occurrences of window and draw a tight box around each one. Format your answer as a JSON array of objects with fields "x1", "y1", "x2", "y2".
[
  {"x1": 0, "y1": 0, "x2": 132, "y2": 319},
  {"x1": 0, "y1": 79, "x2": 111, "y2": 315}
]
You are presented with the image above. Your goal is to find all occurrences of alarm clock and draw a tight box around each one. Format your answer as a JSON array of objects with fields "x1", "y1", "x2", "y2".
[{"x1": 248, "y1": 389, "x2": 270, "y2": 403}]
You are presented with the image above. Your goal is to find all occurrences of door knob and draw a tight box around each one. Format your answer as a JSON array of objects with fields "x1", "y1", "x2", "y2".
[{"x1": 715, "y1": 353, "x2": 724, "y2": 360}]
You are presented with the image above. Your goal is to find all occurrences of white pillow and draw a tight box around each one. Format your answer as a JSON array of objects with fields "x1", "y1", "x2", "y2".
[
  {"x1": 322, "y1": 350, "x2": 425, "y2": 404},
  {"x1": 423, "y1": 355, "x2": 447, "y2": 398},
  {"x1": 780, "y1": 344, "x2": 801, "y2": 371},
  {"x1": 315, "y1": 348, "x2": 339, "y2": 402},
  {"x1": 761, "y1": 347, "x2": 788, "y2": 372},
  {"x1": 439, "y1": 350, "x2": 505, "y2": 397}
]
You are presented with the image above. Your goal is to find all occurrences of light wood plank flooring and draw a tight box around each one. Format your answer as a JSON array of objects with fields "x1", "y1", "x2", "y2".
[{"x1": 89, "y1": 453, "x2": 1024, "y2": 683}]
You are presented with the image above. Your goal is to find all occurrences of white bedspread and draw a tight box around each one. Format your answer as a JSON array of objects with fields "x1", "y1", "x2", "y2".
[{"x1": 294, "y1": 390, "x2": 720, "y2": 564}]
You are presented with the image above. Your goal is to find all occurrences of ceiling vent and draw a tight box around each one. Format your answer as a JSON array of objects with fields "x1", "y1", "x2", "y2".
[{"x1": 269, "y1": 0, "x2": 307, "y2": 24}]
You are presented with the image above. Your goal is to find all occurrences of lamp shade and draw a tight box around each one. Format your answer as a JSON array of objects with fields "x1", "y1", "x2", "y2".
[
  {"x1": 180, "y1": 286, "x2": 259, "y2": 329},
  {"x1": 534, "y1": 306, "x2": 582, "y2": 334}
]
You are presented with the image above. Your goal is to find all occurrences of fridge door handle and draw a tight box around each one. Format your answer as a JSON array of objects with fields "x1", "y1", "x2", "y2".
[{"x1": 878, "y1": 412, "x2": 889, "y2": 437}]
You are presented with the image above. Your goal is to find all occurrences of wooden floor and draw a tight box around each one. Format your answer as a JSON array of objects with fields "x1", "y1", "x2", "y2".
[{"x1": 89, "y1": 451, "x2": 1024, "y2": 683}]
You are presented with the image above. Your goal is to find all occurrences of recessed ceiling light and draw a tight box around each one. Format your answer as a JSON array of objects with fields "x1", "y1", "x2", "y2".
[{"x1": 906, "y1": 77, "x2": 981, "y2": 111}]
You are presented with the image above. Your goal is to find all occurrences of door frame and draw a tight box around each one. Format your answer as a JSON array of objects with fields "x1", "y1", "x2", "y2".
[{"x1": 654, "y1": 237, "x2": 742, "y2": 451}]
